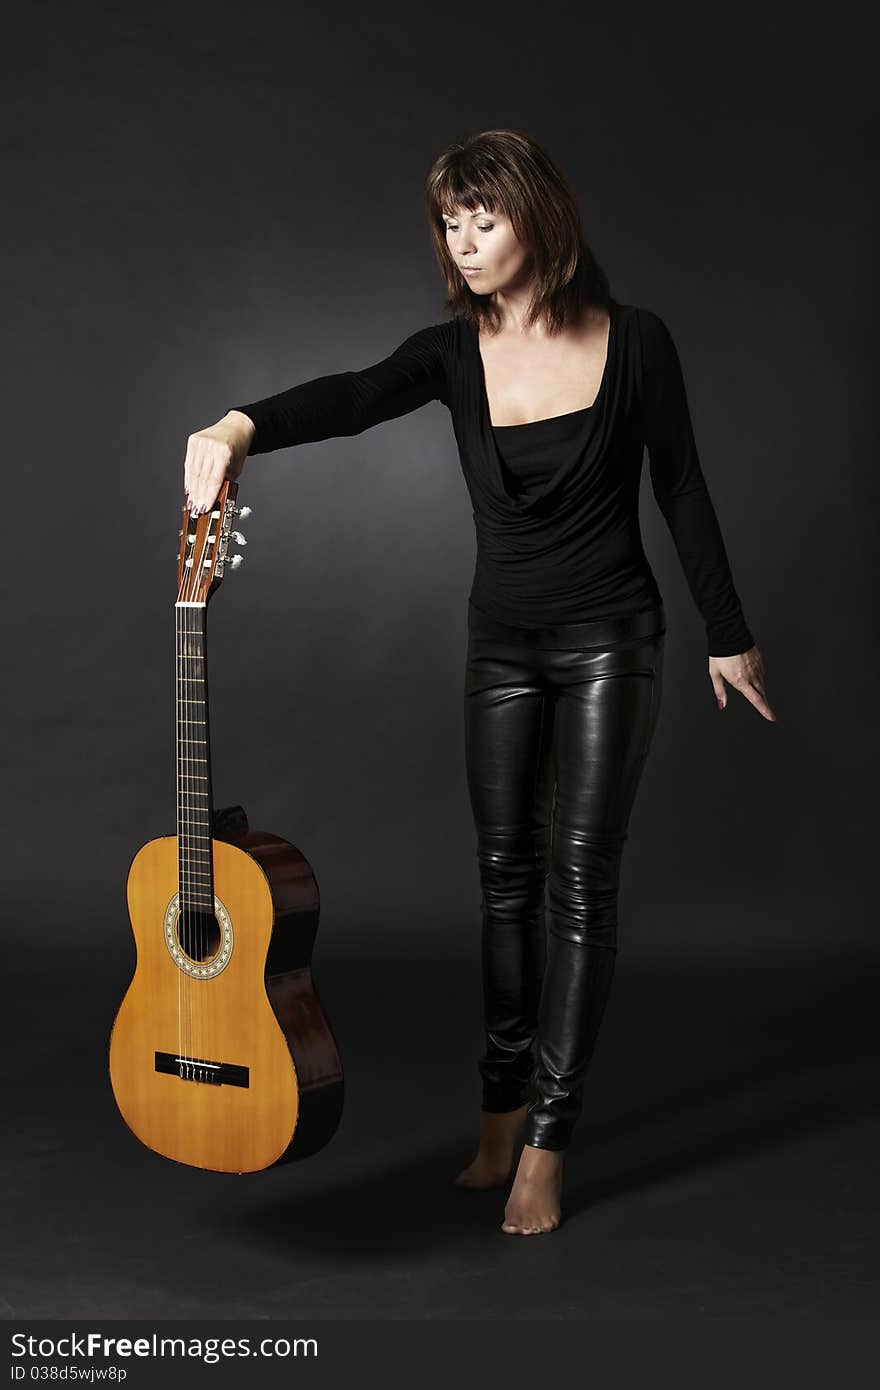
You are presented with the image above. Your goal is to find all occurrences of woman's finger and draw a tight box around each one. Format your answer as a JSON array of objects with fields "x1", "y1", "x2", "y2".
[
  {"x1": 737, "y1": 679, "x2": 777, "y2": 722},
  {"x1": 186, "y1": 443, "x2": 208, "y2": 507}
]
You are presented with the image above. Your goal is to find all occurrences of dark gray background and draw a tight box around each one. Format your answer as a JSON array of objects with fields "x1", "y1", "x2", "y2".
[{"x1": 3, "y1": 0, "x2": 876, "y2": 1330}]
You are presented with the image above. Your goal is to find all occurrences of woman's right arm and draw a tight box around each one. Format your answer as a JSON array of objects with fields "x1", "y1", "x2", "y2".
[{"x1": 184, "y1": 322, "x2": 450, "y2": 514}]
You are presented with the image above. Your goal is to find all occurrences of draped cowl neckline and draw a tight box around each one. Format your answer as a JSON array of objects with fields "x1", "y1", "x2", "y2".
[{"x1": 462, "y1": 299, "x2": 621, "y2": 520}]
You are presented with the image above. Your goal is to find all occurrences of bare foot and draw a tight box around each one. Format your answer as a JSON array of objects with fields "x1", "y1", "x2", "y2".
[
  {"x1": 501, "y1": 1141, "x2": 565, "y2": 1234},
  {"x1": 453, "y1": 1104, "x2": 529, "y2": 1190}
]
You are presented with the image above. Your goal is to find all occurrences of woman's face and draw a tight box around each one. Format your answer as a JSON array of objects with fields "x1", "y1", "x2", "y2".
[{"x1": 442, "y1": 203, "x2": 533, "y2": 296}]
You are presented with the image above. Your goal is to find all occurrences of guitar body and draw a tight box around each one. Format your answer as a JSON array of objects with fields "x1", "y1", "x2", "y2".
[{"x1": 110, "y1": 812, "x2": 343, "y2": 1173}]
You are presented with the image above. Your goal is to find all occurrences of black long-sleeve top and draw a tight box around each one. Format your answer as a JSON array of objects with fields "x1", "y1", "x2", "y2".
[{"x1": 228, "y1": 301, "x2": 754, "y2": 656}]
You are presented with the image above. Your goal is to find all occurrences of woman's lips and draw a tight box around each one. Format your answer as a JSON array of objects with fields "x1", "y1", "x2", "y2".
[{"x1": 461, "y1": 268, "x2": 483, "y2": 276}]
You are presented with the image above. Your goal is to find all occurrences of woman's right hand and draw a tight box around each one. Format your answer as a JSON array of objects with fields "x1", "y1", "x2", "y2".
[{"x1": 183, "y1": 411, "x2": 256, "y2": 514}]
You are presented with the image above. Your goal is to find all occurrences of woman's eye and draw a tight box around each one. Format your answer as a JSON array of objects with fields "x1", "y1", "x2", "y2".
[{"x1": 477, "y1": 224, "x2": 494, "y2": 231}]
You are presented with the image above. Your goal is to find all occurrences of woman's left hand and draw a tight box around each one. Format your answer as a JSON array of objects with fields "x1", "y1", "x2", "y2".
[{"x1": 709, "y1": 646, "x2": 776, "y2": 721}]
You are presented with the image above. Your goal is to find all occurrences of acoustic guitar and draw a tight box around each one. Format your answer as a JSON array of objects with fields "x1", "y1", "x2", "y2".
[{"x1": 109, "y1": 479, "x2": 344, "y2": 1171}]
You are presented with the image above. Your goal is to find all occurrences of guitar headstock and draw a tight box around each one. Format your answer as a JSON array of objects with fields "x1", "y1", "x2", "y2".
[{"x1": 177, "y1": 478, "x2": 250, "y2": 602}]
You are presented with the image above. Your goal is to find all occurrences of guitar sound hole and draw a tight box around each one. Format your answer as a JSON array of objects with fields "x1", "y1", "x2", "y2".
[{"x1": 175, "y1": 909, "x2": 222, "y2": 963}]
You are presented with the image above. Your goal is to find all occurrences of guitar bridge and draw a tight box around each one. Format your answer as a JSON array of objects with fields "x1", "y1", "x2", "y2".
[{"x1": 154, "y1": 1050, "x2": 250, "y2": 1088}]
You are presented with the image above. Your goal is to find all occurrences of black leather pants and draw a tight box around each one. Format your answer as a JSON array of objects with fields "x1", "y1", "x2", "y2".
[{"x1": 464, "y1": 598, "x2": 666, "y2": 1151}]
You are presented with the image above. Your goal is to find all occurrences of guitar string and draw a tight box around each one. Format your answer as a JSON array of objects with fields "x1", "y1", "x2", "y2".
[
  {"x1": 192, "y1": 500, "x2": 218, "y2": 1075},
  {"x1": 182, "y1": 598, "x2": 193, "y2": 1071},
  {"x1": 195, "y1": 535, "x2": 205, "y2": 1071},
  {"x1": 178, "y1": 506, "x2": 202, "y2": 1072},
  {"x1": 185, "y1": 598, "x2": 195, "y2": 1072},
  {"x1": 185, "y1": 601, "x2": 195, "y2": 1069},
  {"x1": 177, "y1": 531, "x2": 191, "y2": 1071},
  {"x1": 182, "y1": 517, "x2": 203, "y2": 1071},
  {"x1": 181, "y1": 602, "x2": 190, "y2": 1069},
  {"x1": 189, "y1": 507, "x2": 212, "y2": 1073},
  {"x1": 175, "y1": 549, "x2": 185, "y2": 1071},
  {"x1": 178, "y1": 494, "x2": 223, "y2": 1079}
]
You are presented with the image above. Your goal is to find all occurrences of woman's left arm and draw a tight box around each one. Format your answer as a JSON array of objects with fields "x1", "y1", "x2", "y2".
[{"x1": 640, "y1": 308, "x2": 776, "y2": 722}]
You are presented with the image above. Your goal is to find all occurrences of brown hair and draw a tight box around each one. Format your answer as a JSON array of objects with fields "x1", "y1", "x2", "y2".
[{"x1": 424, "y1": 127, "x2": 613, "y2": 335}]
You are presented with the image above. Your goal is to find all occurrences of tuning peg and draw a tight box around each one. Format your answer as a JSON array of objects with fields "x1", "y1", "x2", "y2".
[
  {"x1": 229, "y1": 554, "x2": 244, "y2": 569},
  {"x1": 234, "y1": 505, "x2": 252, "y2": 518},
  {"x1": 231, "y1": 530, "x2": 247, "y2": 546}
]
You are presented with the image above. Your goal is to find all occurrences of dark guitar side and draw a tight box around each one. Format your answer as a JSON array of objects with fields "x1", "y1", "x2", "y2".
[{"x1": 220, "y1": 820, "x2": 345, "y2": 1163}]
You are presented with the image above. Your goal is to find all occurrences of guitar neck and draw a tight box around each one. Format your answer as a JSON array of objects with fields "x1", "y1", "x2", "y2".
[{"x1": 175, "y1": 600, "x2": 215, "y2": 909}]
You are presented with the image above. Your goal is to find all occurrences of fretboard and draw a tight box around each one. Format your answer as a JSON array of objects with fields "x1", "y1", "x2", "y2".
[{"x1": 175, "y1": 602, "x2": 215, "y2": 911}]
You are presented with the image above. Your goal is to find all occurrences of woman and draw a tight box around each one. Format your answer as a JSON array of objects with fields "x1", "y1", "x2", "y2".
[{"x1": 183, "y1": 128, "x2": 775, "y2": 1237}]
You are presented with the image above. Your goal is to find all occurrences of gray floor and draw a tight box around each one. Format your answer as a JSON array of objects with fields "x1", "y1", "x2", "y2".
[{"x1": 3, "y1": 932, "x2": 878, "y2": 1320}]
